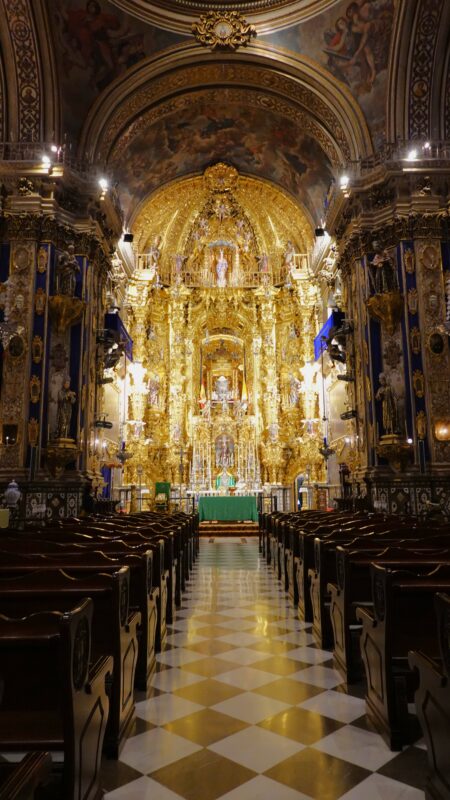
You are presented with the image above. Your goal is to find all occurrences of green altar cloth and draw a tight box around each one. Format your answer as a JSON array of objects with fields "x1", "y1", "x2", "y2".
[{"x1": 198, "y1": 496, "x2": 258, "y2": 522}]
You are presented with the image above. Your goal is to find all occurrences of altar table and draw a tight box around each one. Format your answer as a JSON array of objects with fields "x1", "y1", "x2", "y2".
[{"x1": 198, "y1": 496, "x2": 258, "y2": 522}]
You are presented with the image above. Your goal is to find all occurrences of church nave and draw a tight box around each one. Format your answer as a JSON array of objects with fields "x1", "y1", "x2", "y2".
[{"x1": 102, "y1": 539, "x2": 426, "y2": 800}]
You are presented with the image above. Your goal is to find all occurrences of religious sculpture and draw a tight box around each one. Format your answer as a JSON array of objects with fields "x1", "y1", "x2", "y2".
[
  {"x1": 289, "y1": 375, "x2": 302, "y2": 406},
  {"x1": 375, "y1": 372, "x2": 399, "y2": 436},
  {"x1": 56, "y1": 378, "x2": 77, "y2": 439},
  {"x1": 57, "y1": 244, "x2": 80, "y2": 297},
  {"x1": 148, "y1": 375, "x2": 160, "y2": 407},
  {"x1": 216, "y1": 250, "x2": 228, "y2": 287},
  {"x1": 369, "y1": 241, "x2": 399, "y2": 295},
  {"x1": 147, "y1": 235, "x2": 162, "y2": 277},
  {"x1": 215, "y1": 467, "x2": 236, "y2": 491}
]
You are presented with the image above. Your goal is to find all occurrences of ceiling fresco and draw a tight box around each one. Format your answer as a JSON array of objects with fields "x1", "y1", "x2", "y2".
[
  {"x1": 261, "y1": 0, "x2": 395, "y2": 145},
  {"x1": 48, "y1": 0, "x2": 185, "y2": 138},
  {"x1": 111, "y1": 95, "x2": 334, "y2": 223}
]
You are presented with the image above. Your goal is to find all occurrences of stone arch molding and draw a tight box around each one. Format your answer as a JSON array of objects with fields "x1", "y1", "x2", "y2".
[{"x1": 79, "y1": 42, "x2": 374, "y2": 169}]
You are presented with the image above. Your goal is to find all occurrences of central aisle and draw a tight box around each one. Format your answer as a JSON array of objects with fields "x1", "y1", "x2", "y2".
[{"x1": 104, "y1": 539, "x2": 425, "y2": 800}]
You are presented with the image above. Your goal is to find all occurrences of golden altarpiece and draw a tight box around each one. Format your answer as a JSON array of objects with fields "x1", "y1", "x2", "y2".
[{"x1": 122, "y1": 164, "x2": 326, "y2": 501}]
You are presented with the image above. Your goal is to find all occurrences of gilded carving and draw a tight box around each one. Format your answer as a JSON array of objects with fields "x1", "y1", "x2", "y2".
[
  {"x1": 407, "y1": 288, "x2": 419, "y2": 315},
  {"x1": 366, "y1": 292, "x2": 403, "y2": 336},
  {"x1": 29, "y1": 375, "x2": 41, "y2": 404},
  {"x1": 416, "y1": 410, "x2": 427, "y2": 440},
  {"x1": 404, "y1": 248, "x2": 415, "y2": 273},
  {"x1": 37, "y1": 247, "x2": 48, "y2": 273},
  {"x1": 410, "y1": 326, "x2": 421, "y2": 354},
  {"x1": 412, "y1": 369, "x2": 425, "y2": 398},
  {"x1": 192, "y1": 11, "x2": 256, "y2": 50},
  {"x1": 28, "y1": 418, "x2": 39, "y2": 447},
  {"x1": 32, "y1": 336, "x2": 43, "y2": 364},
  {"x1": 35, "y1": 288, "x2": 47, "y2": 315},
  {"x1": 419, "y1": 243, "x2": 440, "y2": 271}
]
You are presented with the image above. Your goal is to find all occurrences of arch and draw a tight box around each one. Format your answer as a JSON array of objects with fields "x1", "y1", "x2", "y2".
[{"x1": 79, "y1": 41, "x2": 374, "y2": 165}]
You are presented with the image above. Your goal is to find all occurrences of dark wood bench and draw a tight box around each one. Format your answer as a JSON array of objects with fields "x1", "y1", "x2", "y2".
[
  {"x1": 0, "y1": 547, "x2": 157, "y2": 692},
  {"x1": 0, "y1": 752, "x2": 52, "y2": 800},
  {"x1": 328, "y1": 544, "x2": 450, "y2": 683},
  {"x1": 357, "y1": 563, "x2": 450, "y2": 749},
  {"x1": 0, "y1": 567, "x2": 139, "y2": 759},
  {"x1": 409, "y1": 592, "x2": 450, "y2": 800},
  {"x1": 0, "y1": 599, "x2": 112, "y2": 799},
  {"x1": 308, "y1": 528, "x2": 449, "y2": 648}
]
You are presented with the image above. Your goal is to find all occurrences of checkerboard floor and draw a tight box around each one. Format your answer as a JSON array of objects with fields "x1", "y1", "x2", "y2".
[{"x1": 103, "y1": 539, "x2": 427, "y2": 799}]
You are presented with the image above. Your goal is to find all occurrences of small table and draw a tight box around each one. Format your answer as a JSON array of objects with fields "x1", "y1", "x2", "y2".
[{"x1": 198, "y1": 495, "x2": 258, "y2": 522}]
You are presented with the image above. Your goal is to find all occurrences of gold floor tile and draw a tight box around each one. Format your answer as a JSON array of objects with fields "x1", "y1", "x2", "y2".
[
  {"x1": 150, "y1": 748, "x2": 256, "y2": 800},
  {"x1": 258, "y1": 706, "x2": 344, "y2": 744},
  {"x1": 251, "y1": 656, "x2": 304, "y2": 676},
  {"x1": 192, "y1": 613, "x2": 231, "y2": 624},
  {"x1": 164, "y1": 708, "x2": 249, "y2": 745},
  {"x1": 264, "y1": 747, "x2": 370, "y2": 800},
  {"x1": 248, "y1": 640, "x2": 298, "y2": 655},
  {"x1": 254, "y1": 678, "x2": 325, "y2": 704},
  {"x1": 184, "y1": 639, "x2": 238, "y2": 656},
  {"x1": 181, "y1": 656, "x2": 241, "y2": 677},
  {"x1": 173, "y1": 678, "x2": 244, "y2": 706},
  {"x1": 194, "y1": 624, "x2": 235, "y2": 638}
]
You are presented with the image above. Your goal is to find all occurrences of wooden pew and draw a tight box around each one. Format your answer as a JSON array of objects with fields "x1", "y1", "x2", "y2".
[
  {"x1": 409, "y1": 593, "x2": 450, "y2": 800},
  {"x1": 0, "y1": 548, "x2": 157, "y2": 692},
  {"x1": 0, "y1": 752, "x2": 52, "y2": 800},
  {"x1": 0, "y1": 600, "x2": 112, "y2": 799},
  {"x1": 357, "y1": 564, "x2": 450, "y2": 749},
  {"x1": 328, "y1": 544, "x2": 450, "y2": 683},
  {"x1": 0, "y1": 568, "x2": 140, "y2": 759},
  {"x1": 308, "y1": 527, "x2": 448, "y2": 648},
  {"x1": 8, "y1": 532, "x2": 169, "y2": 652}
]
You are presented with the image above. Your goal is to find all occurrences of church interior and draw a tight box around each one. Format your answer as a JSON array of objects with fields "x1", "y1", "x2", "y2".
[{"x1": 0, "y1": 0, "x2": 449, "y2": 798}]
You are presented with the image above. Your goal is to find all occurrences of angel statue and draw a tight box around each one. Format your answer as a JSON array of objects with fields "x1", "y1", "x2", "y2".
[
  {"x1": 57, "y1": 244, "x2": 80, "y2": 297},
  {"x1": 56, "y1": 378, "x2": 76, "y2": 439}
]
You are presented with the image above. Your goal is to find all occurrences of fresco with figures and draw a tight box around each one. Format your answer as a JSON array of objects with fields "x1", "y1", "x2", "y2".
[
  {"x1": 48, "y1": 0, "x2": 185, "y2": 137},
  {"x1": 112, "y1": 99, "x2": 334, "y2": 220},
  {"x1": 262, "y1": 0, "x2": 395, "y2": 146}
]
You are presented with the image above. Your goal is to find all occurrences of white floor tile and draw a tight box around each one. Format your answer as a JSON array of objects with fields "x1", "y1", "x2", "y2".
[
  {"x1": 274, "y1": 631, "x2": 316, "y2": 645},
  {"x1": 165, "y1": 632, "x2": 208, "y2": 647},
  {"x1": 215, "y1": 667, "x2": 279, "y2": 690},
  {"x1": 298, "y1": 690, "x2": 366, "y2": 722},
  {"x1": 208, "y1": 725, "x2": 304, "y2": 772},
  {"x1": 211, "y1": 691, "x2": 290, "y2": 723},
  {"x1": 313, "y1": 724, "x2": 397, "y2": 770},
  {"x1": 105, "y1": 776, "x2": 185, "y2": 799},
  {"x1": 156, "y1": 648, "x2": 205, "y2": 667},
  {"x1": 217, "y1": 775, "x2": 312, "y2": 800},
  {"x1": 286, "y1": 646, "x2": 334, "y2": 664},
  {"x1": 292, "y1": 665, "x2": 343, "y2": 688},
  {"x1": 150, "y1": 668, "x2": 205, "y2": 692},
  {"x1": 119, "y1": 728, "x2": 202, "y2": 773},
  {"x1": 135, "y1": 694, "x2": 204, "y2": 725},
  {"x1": 338, "y1": 773, "x2": 425, "y2": 799}
]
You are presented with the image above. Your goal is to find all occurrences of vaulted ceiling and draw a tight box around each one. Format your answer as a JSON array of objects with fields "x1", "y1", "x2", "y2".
[{"x1": 0, "y1": 0, "x2": 448, "y2": 228}]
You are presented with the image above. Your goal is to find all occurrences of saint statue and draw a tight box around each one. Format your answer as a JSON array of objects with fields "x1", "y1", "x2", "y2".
[
  {"x1": 56, "y1": 378, "x2": 76, "y2": 439},
  {"x1": 57, "y1": 244, "x2": 80, "y2": 297},
  {"x1": 147, "y1": 235, "x2": 162, "y2": 277},
  {"x1": 375, "y1": 372, "x2": 399, "y2": 435},
  {"x1": 284, "y1": 241, "x2": 296, "y2": 270},
  {"x1": 370, "y1": 241, "x2": 399, "y2": 295},
  {"x1": 148, "y1": 375, "x2": 160, "y2": 407},
  {"x1": 289, "y1": 376, "x2": 302, "y2": 406},
  {"x1": 215, "y1": 467, "x2": 236, "y2": 492},
  {"x1": 216, "y1": 250, "x2": 228, "y2": 287}
]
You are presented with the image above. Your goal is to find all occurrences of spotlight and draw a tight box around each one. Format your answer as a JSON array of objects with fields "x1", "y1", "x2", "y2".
[
  {"x1": 407, "y1": 437, "x2": 413, "y2": 444},
  {"x1": 98, "y1": 177, "x2": 109, "y2": 191},
  {"x1": 423, "y1": 142, "x2": 431, "y2": 150},
  {"x1": 315, "y1": 227, "x2": 325, "y2": 237},
  {"x1": 41, "y1": 154, "x2": 51, "y2": 168},
  {"x1": 340, "y1": 409, "x2": 357, "y2": 420},
  {"x1": 339, "y1": 175, "x2": 349, "y2": 190},
  {"x1": 123, "y1": 232, "x2": 134, "y2": 243},
  {"x1": 406, "y1": 148, "x2": 418, "y2": 162},
  {"x1": 50, "y1": 144, "x2": 58, "y2": 153}
]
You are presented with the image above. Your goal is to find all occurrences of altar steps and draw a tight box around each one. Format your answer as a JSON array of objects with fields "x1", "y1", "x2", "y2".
[{"x1": 199, "y1": 521, "x2": 259, "y2": 537}]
